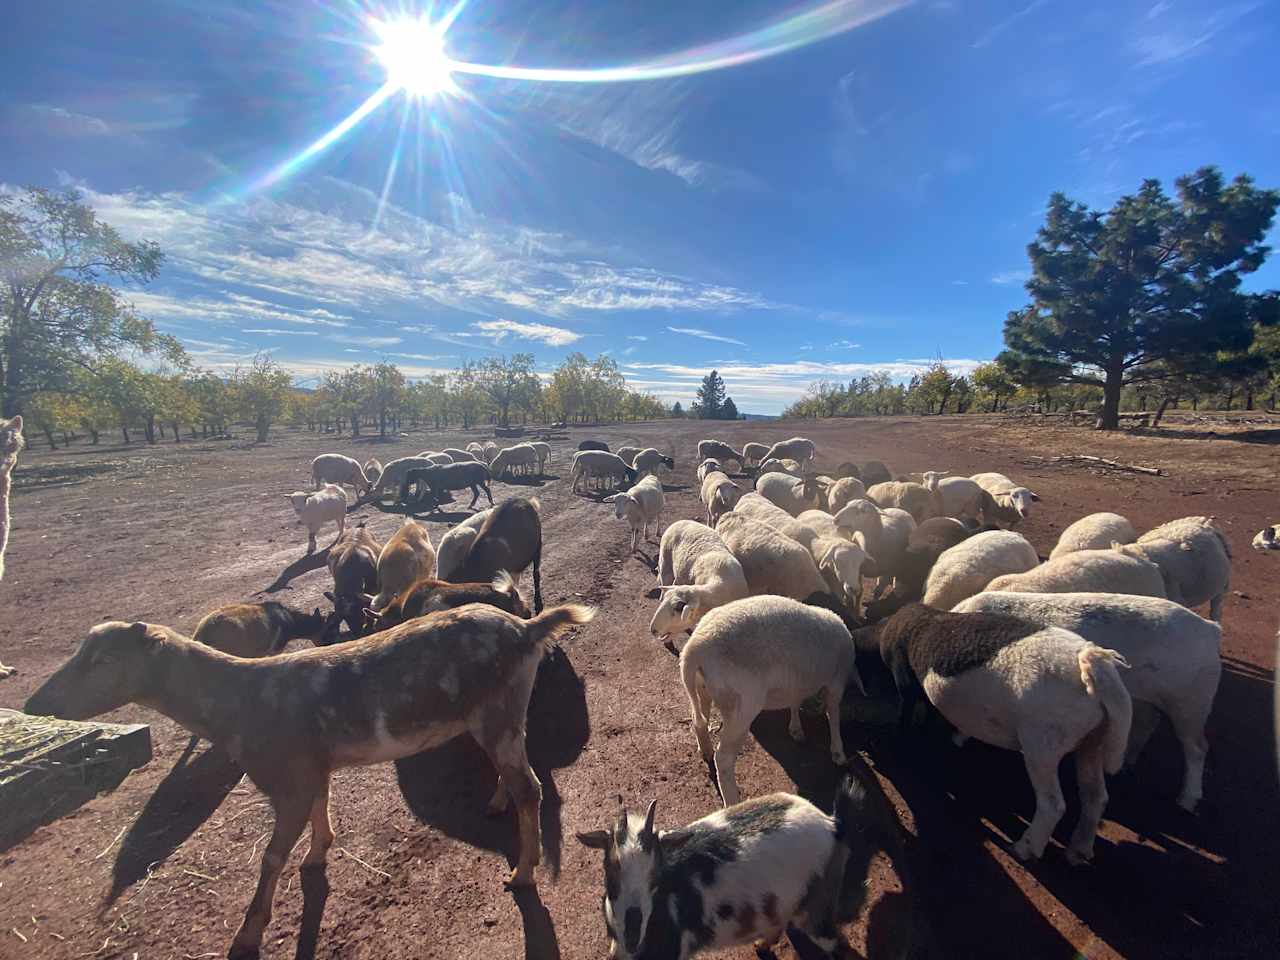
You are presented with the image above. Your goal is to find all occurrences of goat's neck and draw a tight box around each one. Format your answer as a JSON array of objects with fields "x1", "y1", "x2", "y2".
[{"x1": 139, "y1": 639, "x2": 255, "y2": 743}]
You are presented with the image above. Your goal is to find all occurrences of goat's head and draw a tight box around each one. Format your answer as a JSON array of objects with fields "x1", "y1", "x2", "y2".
[
  {"x1": 577, "y1": 800, "x2": 661, "y2": 959},
  {"x1": 324, "y1": 590, "x2": 375, "y2": 641},
  {"x1": 26, "y1": 621, "x2": 166, "y2": 720},
  {"x1": 0, "y1": 415, "x2": 24, "y2": 460},
  {"x1": 492, "y1": 571, "x2": 533, "y2": 618},
  {"x1": 1253, "y1": 525, "x2": 1280, "y2": 552},
  {"x1": 649, "y1": 587, "x2": 702, "y2": 639}
]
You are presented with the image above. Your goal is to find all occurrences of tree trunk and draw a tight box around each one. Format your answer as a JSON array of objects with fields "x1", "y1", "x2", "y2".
[
  {"x1": 43, "y1": 426, "x2": 57, "y2": 449},
  {"x1": 350, "y1": 411, "x2": 361, "y2": 436},
  {"x1": 145, "y1": 416, "x2": 157, "y2": 444},
  {"x1": 379, "y1": 410, "x2": 387, "y2": 437},
  {"x1": 256, "y1": 414, "x2": 270, "y2": 443},
  {"x1": 1246, "y1": 389, "x2": 1254, "y2": 411},
  {"x1": 1152, "y1": 396, "x2": 1173, "y2": 428},
  {"x1": 172, "y1": 420, "x2": 181, "y2": 443},
  {"x1": 121, "y1": 425, "x2": 130, "y2": 444},
  {"x1": 1096, "y1": 370, "x2": 1123, "y2": 430},
  {"x1": 89, "y1": 427, "x2": 99, "y2": 445}
]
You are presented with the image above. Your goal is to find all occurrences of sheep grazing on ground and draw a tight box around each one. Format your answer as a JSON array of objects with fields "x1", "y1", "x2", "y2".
[
  {"x1": 971, "y1": 471, "x2": 1040, "y2": 525},
  {"x1": 444, "y1": 497, "x2": 543, "y2": 613},
  {"x1": 651, "y1": 520, "x2": 749, "y2": 642},
  {"x1": 442, "y1": 447, "x2": 479, "y2": 463},
  {"x1": 1113, "y1": 516, "x2": 1232, "y2": 622},
  {"x1": 864, "y1": 518, "x2": 974, "y2": 620},
  {"x1": 859, "y1": 460, "x2": 892, "y2": 486},
  {"x1": 679, "y1": 596, "x2": 864, "y2": 805},
  {"x1": 731, "y1": 491, "x2": 795, "y2": 530},
  {"x1": 578, "y1": 778, "x2": 875, "y2": 960},
  {"x1": 577, "y1": 439, "x2": 610, "y2": 452},
  {"x1": 1050, "y1": 512, "x2": 1138, "y2": 559},
  {"x1": 867, "y1": 480, "x2": 940, "y2": 524},
  {"x1": 371, "y1": 519, "x2": 437, "y2": 611},
  {"x1": 416, "y1": 451, "x2": 455, "y2": 466},
  {"x1": 489, "y1": 443, "x2": 539, "y2": 480},
  {"x1": 572, "y1": 450, "x2": 637, "y2": 494},
  {"x1": 612, "y1": 475, "x2": 664, "y2": 552},
  {"x1": 833, "y1": 499, "x2": 917, "y2": 597},
  {"x1": 368, "y1": 571, "x2": 532, "y2": 630},
  {"x1": 323, "y1": 523, "x2": 381, "y2": 640},
  {"x1": 400, "y1": 462, "x2": 495, "y2": 512},
  {"x1": 285, "y1": 483, "x2": 348, "y2": 554},
  {"x1": 761, "y1": 436, "x2": 816, "y2": 468},
  {"x1": 1254, "y1": 525, "x2": 1280, "y2": 551},
  {"x1": 362, "y1": 458, "x2": 383, "y2": 487},
  {"x1": 696, "y1": 439, "x2": 743, "y2": 472},
  {"x1": 833, "y1": 461, "x2": 862, "y2": 481},
  {"x1": 632, "y1": 447, "x2": 674, "y2": 477},
  {"x1": 696, "y1": 457, "x2": 722, "y2": 483},
  {"x1": 529, "y1": 441, "x2": 552, "y2": 475},
  {"x1": 193, "y1": 602, "x2": 327, "y2": 658},
  {"x1": 756, "y1": 471, "x2": 826, "y2": 517},
  {"x1": 714, "y1": 512, "x2": 839, "y2": 612},
  {"x1": 755, "y1": 457, "x2": 805, "y2": 479},
  {"x1": 365, "y1": 456, "x2": 444, "y2": 502},
  {"x1": 741, "y1": 441, "x2": 769, "y2": 468},
  {"x1": 862, "y1": 603, "x2": 1131, "y2": 863},
  {"x1": 311, "y1": 453, "x2": 371, "y2": 498},
  {"x1": 0, "y1": 414, "x2": 22, "y2": 677},
  {"x1": 482, "y1": 440, "x2": 499, "y2": 462},
  {"x1": 779, "y1": 510, "x2": 877, "y2": 612},
  {"x1": 700, "y1": 470, "x2": 742, "y2": 526},
  {"x1": 25, "y1": 604, "x2": 595, "y2": 959},
  {"x1": 922, "y1": 473, "x2": 994, "y2": 525},
  {"x1": 615, "y1": 445, "x2": 642, "y2": 466},
  {"x1": 465, "y1": 441, "x2": 486, "y2": 458},
  {"x1": 920, "y1": 529, "x2": 1039, "y2": 611},
  {"x1": 436, "y1": 509, "x2": 491, "y2": 580},
  {"x1": 985, "y1": 548, "x2": 1166, "y2": 599},
  {"x1": 824, "y1": 475, "x2": 867, "y2": 514},
  {"x1": 954, "y1": 591, "x2": 1221, "y2": 811}
]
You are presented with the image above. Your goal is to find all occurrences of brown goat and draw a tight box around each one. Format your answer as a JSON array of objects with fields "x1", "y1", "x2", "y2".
[
  {"x1": 368, "y1": 571, "x2": 531, "y2": 630},
  {"x1": 371, "y1": 519, "x2": 436, "y2": 610},
  {"x1": 448, "y1": 497, "x2": 543, "y2": 613},
  {"x1": 25, "y1": 602, "x2": 595, "y2": 959},
  {"x1": 193, "y1": 602, "x2": 327, "y2": 658},
  {"x1": 324, "y1": 524, "x2": 381, "y2": 640}
]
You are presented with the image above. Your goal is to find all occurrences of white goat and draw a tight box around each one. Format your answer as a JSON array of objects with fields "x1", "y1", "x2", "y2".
[
  {"x1": 285, "y1": 484, "x2": 347, "y2": 554},
  {"x1": 1050, "y1": 512, "x2": 1137, "y2": 559},
  {"x1": 435, "y1": 509, "x2": 492, "y2": 580},
  {"x1": 613, "y1": 475, "x2": 664, "y2": 552},
  {"x1": 1113, "y1": 516, "x2": 1232, "y2": 621},
  {"x1": 921, "y1": 530, "x2": 1039, "y2": 610}
]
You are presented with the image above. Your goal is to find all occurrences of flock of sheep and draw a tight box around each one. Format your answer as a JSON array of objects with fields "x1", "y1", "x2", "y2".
[{"x1": 10, "y1": 426, "x2": 1247, "y2": 960}]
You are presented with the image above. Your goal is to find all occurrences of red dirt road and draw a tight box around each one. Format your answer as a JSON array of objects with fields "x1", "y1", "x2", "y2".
[{"x1": 0, "y1": 416, "x2": 1277, "y2": 959}]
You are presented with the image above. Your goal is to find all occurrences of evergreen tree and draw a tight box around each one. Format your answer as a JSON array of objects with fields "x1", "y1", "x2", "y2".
[
  {"x1": 695, "y1": 369, "x2": 726, "y2": 419},
  {"x1": 721, "y1": 396, "x2": 740, "y2": 420},
  {"x1": 671, "y1": 401, "x2": 685, "y2": 417}
]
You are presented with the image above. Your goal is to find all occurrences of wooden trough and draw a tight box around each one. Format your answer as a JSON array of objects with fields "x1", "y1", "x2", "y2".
[{"x1": 0, "y1": 708, "x2": 152, "y2": 850}]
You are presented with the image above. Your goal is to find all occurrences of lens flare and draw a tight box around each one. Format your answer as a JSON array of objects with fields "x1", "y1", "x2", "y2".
[{"x1": 372, "y1": 16, "x2": 457, "y2": 97}]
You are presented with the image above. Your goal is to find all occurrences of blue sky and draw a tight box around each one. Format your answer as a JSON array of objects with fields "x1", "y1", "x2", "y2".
[{"x1": 3, "y1": 0, "x2": 1278, "y2": 413}]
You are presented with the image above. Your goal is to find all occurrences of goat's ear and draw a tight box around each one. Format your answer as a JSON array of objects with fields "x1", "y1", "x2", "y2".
[
  {"x1": 323, "y1": 591, "x2": 337, "y2": 603},
  {"x1": 576, "y1": 830, "x2": 611, "y2": 850},
  {"x1": 363, "y1": 608, "x2": 380, "y2": 622},
  {"x1": 1265, "y1": 527, "x2": 1277, "y2": 543},
  {"x1": 1030, "y1": 492, "x2": 1041, "y2": 502},
  {"x1": 640, "y1": 799, "x2": 658, "y2": 840}
]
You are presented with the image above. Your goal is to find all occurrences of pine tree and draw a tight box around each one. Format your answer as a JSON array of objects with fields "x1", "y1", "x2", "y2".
[
  {"x1": 721, "y1": 396, "x2": 739, "y2": 420},
  {"x1": 695, "y1": 370, "x2": 726, "y2": 419},
  {"x1": 671, "y1": 401, "x2": 685, "y2": 417}
]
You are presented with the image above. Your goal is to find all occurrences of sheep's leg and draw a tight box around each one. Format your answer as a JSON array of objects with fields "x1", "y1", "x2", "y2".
[
  {"x1": 713, "y1": 698, "x2": 759, "y2": 807},
  {"x1": 1066, "y1": 741, "x2": 1108, "y2": 865},
  {"x1": 823, "y1": 684, "x2": 847, "y2": 765},
  {"x1": 1209, "y1": 592, "x2": 1224, "y2": 623},
  {"x1": 1011, "y1": 753, "x2": 1067, "y2": 861},
  {"x1": 686, "y1": 677, "x2": 715, "y2": 765},
  {"x1": 229, "y1": 792, "x2": 313, "y2": 959},
  {"x1": 486, "y1": 774, "x2": 510, "y2": 815},
  {"x1": 1124, "y1": 701, "x2": 1162, "y2": 769},
  {"x1": 788, "y1": 708, "x2": 805, "y2": 742},
  {"x1": 302, "y1": 776, "x2": 335, "y2": 867},
  {"x1": 468, "y1": 485, "x2": 480, "y2": 509},
  {"x1": 1167, "y1": 702, "x2": 1210, "y2": 812},
  {"x1": 484, "y1": 482, "x2": 494, "y2": 506},
  {"x1": 307, "y1": 530, "x2": 318, "y2": 554}
]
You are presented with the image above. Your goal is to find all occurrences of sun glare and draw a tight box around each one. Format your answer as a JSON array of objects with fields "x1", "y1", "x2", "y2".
[{"x1": 372, "y1": 16, "x2": 457, "y2": 98}]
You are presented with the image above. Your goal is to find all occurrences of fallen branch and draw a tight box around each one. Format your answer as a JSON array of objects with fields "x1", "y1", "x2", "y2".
[
  {"x1": 1028, "y1": 455, "x2": 1164, "y2": 476},
  {"x1": 338, "y1": 847, "x2": 392, "y2": 880}
]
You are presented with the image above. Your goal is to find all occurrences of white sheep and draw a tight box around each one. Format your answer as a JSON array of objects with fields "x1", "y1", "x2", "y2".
[
  {"x1": 756, "y1": 457, "x2": 805, "y2": 478},
  {"x1": 971, "y1": 471, "x2": 1040, "y2": 525},
  {"x1": 731, "y1": 491, "x2": 795, "y2": 530},
  {"x1": 696, "y1": 439, "x2": 743, "y2": 472},
  {"x1": 700, "y1": 470, "x2": 742, "y2": 526},
  {"x1": 615, "y1": 445, "x2": 642, "y2": 467},
  {"x1": 311, "y1": 454, "x2": 371, "y2": 497},
  {"x1": 490, "y1": 443, "x2": 538, "y2": 479},
  {"x1": 482, "y1": 440, "x2": 499, "y2": 462},
  {"x1": 529, "y1": 441, "x2": 552, "y2": 475},
  {"x1": 714, "y1": 512, "x2": 833, "y2": 606},
  {"x1": 416, "y1": 450, "x2": 455, "y2": 466},
  {"x1": 866, "y1": 480, "x2": 940, "y2": 523},
  {"x1": 571, "y1": 450, "x2": 635, "y2": 493},
  {"x1": 362, "y1": 458, "x2": 383, "y2": 487},
  {"x1": 1050, "y1": 512, "x2": 1138, "y2": 559},
  {"x1": 1113, "y1": 516, "x2": 1232, "y2": 622},
  {"x1": 696, "y1": 458, "x2": 722, "y2": 483},
  {"x1": 442, "y1": 447, "x2": 479, "y2": 463},
  {"x1": 612, "y1": 475, "x2": 664, "y2": 552},
  {"x1": 921, "y1": 530, "x2": 1039, "y2": 610},
  {"x1": 436, "y1": 508, "x2": 492, "y2": 580},
  {"x1": 824, "y1": 476, "x2": 867, "y2": 514},
  {"x1": 866, "y1": 603, "x2": 1131, "y2": 864},
  {"x1": 780, "y1": 511, "x2": 876, "y2": 611},
  {"x1": 755, "y1": 472, "x2": 826, "y2": 517},
  {"x1": 954, "y1": 591, "x2": 1221, "y2": 811},
  {"x1": 833, "y1": 499, "x2": 917, "y2": 597},
  {"x1": 632, "y1": 448, "x2": 674, "y2": 477},
  {"x1": 985, "y1": 548, "x2": 1166, "y2": 598},
  {"x1": 368, "y1": 456, "x2": 447, "y2": 501},
  {"x1": 761, "y1": 436, "x2": 816, "y2": 468},
  {"x1": 741, "y1": 441, "x2": 769, "y2": 468},
  {"x1": 465, "y1": 441, "x2": 485, "y2": 457},
  {"x1": 650, "y1": 520, "x2": 749, "y2": 639},
  {"x1": 680, "y1": 595, "x2": 864, "y2": 805},
  {"x1": 922, "y1": 473, "x2": 992, "y2": 524},
  {"x1": 284, "y1": 483, "x2": 348, "y2": 553},
  {"x1": 1252, "y1": 525, "x2": 1279, "y2": 551}
]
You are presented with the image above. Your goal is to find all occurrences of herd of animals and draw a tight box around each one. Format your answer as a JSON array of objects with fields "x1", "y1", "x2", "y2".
[{"x1": 0, "y1": 413, "x2": 1272, "y2": 959}]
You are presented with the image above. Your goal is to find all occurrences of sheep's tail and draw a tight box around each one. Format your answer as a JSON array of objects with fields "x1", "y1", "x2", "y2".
[
  {"x1": 1205, "y1": 517, "x2": 1232, "y2": 559},
  {"x1": 525, "y1": 603, "x2": 594, "y2": 650},
  {"x1": 1079, "y1": 644, "x2": 1132, "y2": 774},
  {"x1": 678, "y1": 645, "x2": 711, "y2": 730}
]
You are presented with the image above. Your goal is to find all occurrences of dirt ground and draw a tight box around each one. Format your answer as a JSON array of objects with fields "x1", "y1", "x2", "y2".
[{"x1": 1, "y1": 415, "x2": 1277, "y2": 960}]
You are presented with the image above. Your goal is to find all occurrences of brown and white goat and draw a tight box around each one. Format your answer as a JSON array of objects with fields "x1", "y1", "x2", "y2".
[
  {"x1": 324, "y1": 524, "x2": 381, "y2": 641},
  {"x1": 367, "y1": 571, "x2": 531, "y2": 630},
  {"x1": 447, "y1": 497, "x2": 544, "y2": 613},
  {"x1": 25, "y1": 602, "x2": 595, "y2": 959},
  {"x1": 193, "y1": 601, "x2": 327, "y2": 658}
]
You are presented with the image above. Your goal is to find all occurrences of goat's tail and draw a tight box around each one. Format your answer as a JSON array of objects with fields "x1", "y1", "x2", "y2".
[
  {"x1": 1079, "y1": 644, "x2": 1132, "y2": 774},
  {"x1": 526, "y1": 603, "x2": 594, "y2": 649}
]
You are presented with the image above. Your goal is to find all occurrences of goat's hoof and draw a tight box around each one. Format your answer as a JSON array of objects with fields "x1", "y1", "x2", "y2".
[
  {"x1": 1177, "y1": 794, "x2": 1201, "y2": 814},
  {"x1": 1064, "y1": 845, "x2": 1093, "y2": 866},
  {"x1": 1010, "y1": 837, "x2": 1040, "y2": 862},
  {"x1": 788, "y1": 726, "x2": 805, "y2": 743},
  {"x1": 830, "y1": 751, "x2": 847, "y2": 766},
  {"x1": 506, "y1": 866, "x2": 536, "y2": 888},
  {"x1": 227, "y1": 941, "x2": 261, "y2": 960}
]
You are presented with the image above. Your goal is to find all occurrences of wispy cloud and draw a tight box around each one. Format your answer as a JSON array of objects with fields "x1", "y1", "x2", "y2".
[
  {"x1": 1132, "y1": 2, "x2": 1259, "y2": 67},
  {"x1": 390, "y1": 352, "x2": 454, "y2": 361},
  {"x1": 471, "y1": 319, "x2": 583, "y2": 347},
  {"x1": 990, "y1": 269, "x2": 1030, "y2": 286},
  {"x1": 329, "y1": 334, "x2": 403, "y2": 347},
  {"x1": 126, "y1": 290, "x2": 351, "y2": 330},
  {"x1": 830, "y1": 340, "x2": 861, "y2": 349},
  {"x1": 667, "y1": 326, "x2": 748, "y2": 347},
  {"x1": 241, "y1": 328, "x2": 319, "y2": 336},
  {"x1": 627, "y1": 335, "x2": 648, "y2": 342},
  {"x1": 972, "y1": 0, "x2": 1048, "y2": 49},
  {"x1": 16, "y1": 103, "x2": 111, "y2": 136}
]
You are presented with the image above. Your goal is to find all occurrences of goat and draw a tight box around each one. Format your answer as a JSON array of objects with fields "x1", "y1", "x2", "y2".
[
  {"x1": 371, "y1": 519, "x2": 436, "y2": 611},
  {"x1": 400, "y1": 462, "x2": 495, "y2": 512},
  {"x1": 323, "y1": 524, "x2": 381, "y2": 641},
  {"x1": 193, "y1": 602, "x2": 327, "y2": 658},
  {"x1": 285, "y1": 484, "x2": 347, "y2": 554},
  {"x1": 367, "y1": 571, "x2": 532, "y2": 630},
  {"x1": 446, "y1": 497, "x2": 544, "y2": 613}
]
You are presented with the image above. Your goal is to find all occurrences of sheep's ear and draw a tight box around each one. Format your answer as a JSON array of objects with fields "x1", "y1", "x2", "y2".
[
  {"x1": 576, "y1": 830, "x2": 611, "y2": 850},
  {"x1": 323, "y1": 591, "x2": 337, "y2": 603},
  {"x1": 1265, "y1": 527, "x2": 1277, "y2": 543},
  {"x1": 1030, "y1": 492, "x2": 1041, "y2": 502}
]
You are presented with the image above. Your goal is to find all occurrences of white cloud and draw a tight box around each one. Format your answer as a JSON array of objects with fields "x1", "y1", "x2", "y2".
[
  {"x1": 990, "y1": 269, "x2": 1031, "y2": 286},
  {"x1": 627, "y1": 335, "x2": 648, "y2": 342},
  {"x1": 329, "y1": 334, "x2": 403, "y2": 347},
  {"x1": 390, "y1": 352, "x2": 454, "y2": 361},
  {"x1": 830, "y1": 340, "x2": 861, "y2": 349},
  {"x1": 972, "y1": 0, "x2": 1049, "y2": 49},
  {"x1": 472, "y1": 319, "x2": 583, "y2": 347},
  {"x1": 666, "y1": 326, "x2": 748, "y2": 347},
  {"x1": 126, "y1": 290, "x2": 351, "y2": 330},
  {"x1": 1131, "y1": 2, "x2": 1259, "y2": 67},
  {"x1": 241, "y1": 328, "x2": 319, "y2": 336},
  {"x1": 17, "y1": 104, "x2": 111, "y2": 136}
]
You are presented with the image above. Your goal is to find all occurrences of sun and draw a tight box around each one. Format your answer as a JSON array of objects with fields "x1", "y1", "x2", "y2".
[{"x1": 371, "y1": 16, "x2": 457, "y2": 98}]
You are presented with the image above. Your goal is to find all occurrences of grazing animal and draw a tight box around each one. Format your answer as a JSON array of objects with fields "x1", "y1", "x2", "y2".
[
  {"x1": 755, "y1": 472, "x2": 826, "y2": 517},
  {"x1": 859, "y1": 461, "x2": 892, "y2": 487},
  {"x1": 731, "y1": 491, "x2": 795, "y2": 530},
  {"x1": 715, "y1": 512, "x2": 838, "y2": 610},
  {"x1": 921, "y1": 530, "x2": 1039, "y2": 610},
  {"x1": 833, "y1": 499, "x2": 917, "y2": 598},
  {"x1": 1254, "y1": 525, "x2": 1280, "y2": 551},
  {"x1": 760, "y1": 437, "x2": 817, "y2": 469},
  {"x1": 529, "y1": 441, "x2": 552, "y2": 475},
  {"x1": 1050, "y1": 512, "x2": 1138, "y2": 559},
  {"x1": 741, "y1": 441, "x2": 770, "y2": 468},
  {"x1": 824, "y1": 476, "x2": 867, "y2": 514},
  {"x1": 578, "y1": 778, "x2": 875, "y2": 960},
  {"x1": 613, "y1": 475, "x2": 665, "y2": 552},
  {"x1": 866, "y1": 480, "x2": 940, "y2": 524},
  {"x1": 371, "y1": 519, "x2": 437, "y2": 610},
  {"x1": 970, "y1": 472, "x2": 1040, "y2": 526},
  {"x1": 572, "y1": 451, "x2": 637, "y2": 494},
  {"x1": 680, "y1": 596, "x2": 864, "y2": 805},
  {"x1": 1113, "y1": 516, "x2": 1232, "y2": 622},
  {"x1": 700, "y1": 470, "x2": 742, "y2": 526},
  {"x1": 24, "y1": 604, "x2": 595, "y2": 959},
  {"x1": 193, "y1": 602, "x2": 327, "y2": 658},
  {"x1": 578, "y1": 439, "x2": 610, "y2": 452},
  {"x1": 922, "y1": 473, "x2": 994, "y2": 525},
  {"x1": 955, "y1": 591, "x2": 1222, "y2": 811},
  {"x1": 445, "y1": 497, "x2": 544, "y2": 613},
  {"x1": 832, "y1": 461, "x2": 862, "y2": 481},
  {"x1": 489, "y1": 444, "x2": 539, "y2": 480},
  {"x1": 632, "y1": 448, "x2": 675, "y2": 477},
  {"x1": 0, "y1": 415, "x2": 23, "y2": 678},
  {"x1": 400, "y1": 462, "x2": 495, "y2": 512},
  {"x1": 651, "y1": 520, "x2": 749, "y2": 640},
  {"x1": 365, "y1": 456, "x2": 442, "y2": 502},
  {"x1": 865, "y1": 517, "x2": 973, "y2": 620},
  {"x1": 861, "y1": 603, "x2": 1131, "y2": 863},
  {"x1": 984, "y1": 548, "x2": 1166, "y2": 599},
  {"x1": 311, "y1": 453, "x2": 371, "y2": 497},
  {"x1": 615, "y1": 445, "x2": 643, "y2": 467},
  {"x1": 442, "y1": 447, "x2": 479, "y2": 463},
  {"x1": 367, "y1": 571, "x2": 532, "y2": 630},
  {"x1": 436, "y1": 509, "x2": 491, "y2": 581},
  {"x1": 362, "y1": 458, "x2": 383, "y2": 487},
  {"x1": 696, "y1": 458, "x2": 722, "y2": 483},
  {"x1": 696, "y1": 440, "x2": 743, "y2": 472},
  {"x1": 285, "y1": 483, "x2": 348, "y2": 554},
  {"x1": 323, "y1": 524, "x2": 381, "y2": 641}
]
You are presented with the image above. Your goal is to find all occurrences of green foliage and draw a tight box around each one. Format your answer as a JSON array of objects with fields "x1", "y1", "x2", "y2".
[
  {"x1": 694, "y1": 370, "x2": 727, "y2": 419},
  {"x1": 232, "y1": 354, "x2": 292, "y2": 442},
  {"x1": 782, "y1": 372, "x2": 907, "y2": 419},
  {"x1": 969, "y1": 362, "x2": 1017, "y2": 412},
  {"x1": 999, "y1": 167, "x2": 1279, "y2": 428},
  {"x1": 474, "y1": 354, "x2": 539, "y2": 426},
  {"x1": 722, "y1": 396, "x2": 740, "y2": 420}
]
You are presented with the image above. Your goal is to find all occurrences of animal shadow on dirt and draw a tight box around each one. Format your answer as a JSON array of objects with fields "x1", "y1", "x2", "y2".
[
  {"x1": 107, "y1": 743, "x2": 243, "y2": 905},
  {"x1": 394, "y1": 645, "x2": 588, "y2": 950},
  {"x1": 500, "y1": 474, "x2": 551, "y2": 488},
  {"x1": 512, "y1": 885, "x2": 561, "y2": 960},
  {"x1": 262, "y1": 546, "x2": 331, "y2": 594},
  {"x1": 294, "y1": 865, "x2": 330, "y2": 960}
]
